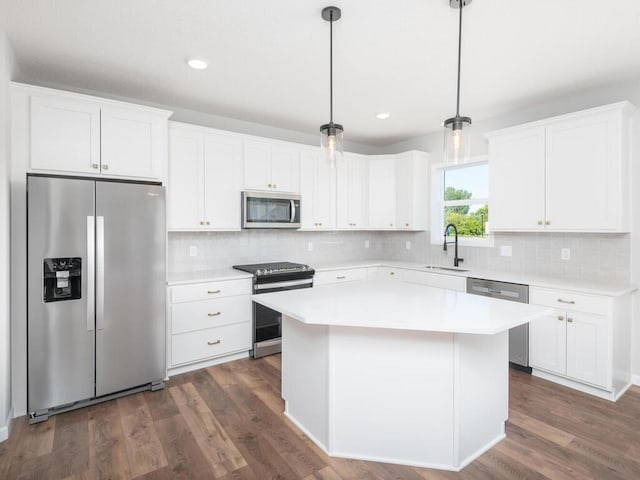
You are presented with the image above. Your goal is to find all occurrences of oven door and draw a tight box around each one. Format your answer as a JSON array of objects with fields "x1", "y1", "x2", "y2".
[
  {"x1": 243, "y1": 191, "x2": 301, "y2": 229},
  {"x1": 252, "y1": 277, "x2": 313, "y2": 358}
]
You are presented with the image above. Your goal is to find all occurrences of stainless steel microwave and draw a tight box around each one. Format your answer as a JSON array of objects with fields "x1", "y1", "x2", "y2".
[{"x1": 242, "y1": 191, "x2": 301, "y2": 229}]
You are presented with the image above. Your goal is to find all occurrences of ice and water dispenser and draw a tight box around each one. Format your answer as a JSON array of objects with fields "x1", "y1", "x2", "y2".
[{"x1": 43, "y1": 257, "x2": 82, "y2": 302}]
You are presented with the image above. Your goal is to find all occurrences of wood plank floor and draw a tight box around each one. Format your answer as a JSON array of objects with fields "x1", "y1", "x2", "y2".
[{"x1": 1, "y1": 355, "x2": 640, "y2": 479}]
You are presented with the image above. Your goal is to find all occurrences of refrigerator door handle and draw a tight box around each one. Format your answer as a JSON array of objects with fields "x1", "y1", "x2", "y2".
[
  {"x1": 86, "y1": 216, "x2": 95, "y2": 331},
  {"x1": 96, "y1": 216, "x2": 105, "y2": 330}
]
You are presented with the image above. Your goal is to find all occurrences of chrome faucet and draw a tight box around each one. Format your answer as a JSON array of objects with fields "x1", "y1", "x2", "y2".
[{"x1": 443, "y1": 223, "x2": 464, "y2": 267}]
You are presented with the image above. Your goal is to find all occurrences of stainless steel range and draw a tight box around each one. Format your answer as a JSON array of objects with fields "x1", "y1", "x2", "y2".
[{"x1": 233, "y1": 262, "x2": 314, "y2": 358}]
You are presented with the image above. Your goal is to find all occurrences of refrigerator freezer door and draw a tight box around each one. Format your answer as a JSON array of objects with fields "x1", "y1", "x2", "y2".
[
  {"x1": 27, "y1": 176, "x2": 96, "y2": 413},
  {"x1": 95, "y1": 182, "x2": 166, "y2": 396}
]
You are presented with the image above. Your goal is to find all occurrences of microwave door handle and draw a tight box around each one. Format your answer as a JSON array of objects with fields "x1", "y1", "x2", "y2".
[{"x1": 290, "y1": 199, "x2": 296, "y2": 223}]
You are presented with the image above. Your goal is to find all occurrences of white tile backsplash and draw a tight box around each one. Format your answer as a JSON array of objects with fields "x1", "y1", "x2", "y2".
[{"x1": 169, "y1": 230, "x2": 631, "y2": 284}]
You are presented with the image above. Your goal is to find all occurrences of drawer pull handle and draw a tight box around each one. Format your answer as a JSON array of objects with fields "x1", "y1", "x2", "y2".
[
  {"x1": 336, "y1": 276, "x2": 346, "y2": 279},
  {"x1": 567, "y1": 317, "x2": 574, "y2": 323},
  {"x1": 557, "y1": 298, "x2": 575, "y2": 304},
  {"x1": 208, "y1": 312, "x2": 221, "y2": 317},
  {"x1": 208, "y1": 289, "x2": 221, "y2": 294},
  {"x1": 207, "y1": 340, "x2": 221, "y2": 346},
  {"x1": 558, "y1": 315, "x2": 564, "y2": 321}
]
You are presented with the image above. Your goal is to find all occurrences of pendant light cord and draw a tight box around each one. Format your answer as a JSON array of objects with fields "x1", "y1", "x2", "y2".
[
  {"x1": 455, "y1": 1, "x2": 463, "y2": 117},
  {"x1": 329, "y1": 11, "x2": 334, "y2": 124}
]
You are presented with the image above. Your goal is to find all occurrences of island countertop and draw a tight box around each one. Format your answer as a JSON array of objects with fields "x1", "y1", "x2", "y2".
[{"x1": 252, "y1": 279, "x2": 552, "y2": 335}]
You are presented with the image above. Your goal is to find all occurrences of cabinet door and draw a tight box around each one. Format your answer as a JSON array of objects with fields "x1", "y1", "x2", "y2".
[
  {"x1": 243, "y1": 140, "x2": 271, "y2": 190},
  {"x1": 368, "y1": 156, "x2": 397, "y2": 229},
  {"x1": 529, "y1": 310, "x2": 566, "y2": 375},
  {"x1": 337, "y1": 153, "x2": 368, "y2": 229},
  {"x1": 271, "y1": 145, "x2": 300, "y2": 193},
  {"x1": 203, "y1": 134, "x2": 243, "y2": 230},
  {"x1": 299, "y1": 149, "x2": 335, "y2": 229},
  {"x1": 101, "y1": 106, "x2": 163, "y2": 179},
  {"x1": 489, "y1": 128, "x2": 546, "y2": 231},
  {"x1": 565, "y1": 312, "x2": 610, "y2": 388},
  {"x1": 545, "y1": 115, "x2": 618, "y2": 231},
  {"x1": 168, "y1": 129, "x2": 204, "y2": 229},
  {"x1": 30, "y1": 96, "x2": 100, "y2": 174},
  {"x1": 396, "y1": 152, "x2": 428, "y2": 230}
]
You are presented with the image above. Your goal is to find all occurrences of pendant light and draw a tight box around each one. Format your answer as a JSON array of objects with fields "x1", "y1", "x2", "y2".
[
  {"x1": 320, "y1": 6, "x2": 343, "y2": 168},
  {"x1": 443, "y1": 0, "x2": 472, "y2": 164}
]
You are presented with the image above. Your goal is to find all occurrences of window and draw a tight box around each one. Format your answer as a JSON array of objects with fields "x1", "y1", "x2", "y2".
[{"x1": 431, "y1": 158, "x2": 491, "y2": 246}]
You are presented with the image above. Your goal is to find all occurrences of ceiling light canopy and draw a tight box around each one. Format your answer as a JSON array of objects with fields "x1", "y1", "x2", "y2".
[
  {"x1": 320, "y1": 6, "x2": 344, "y2": 168},
  {"x1": 443, "y1": 0, "x2": 472, "y2": 165},
  {"x1": 186, "y1": 57, "x2": 209, "y2": 70},
  {"x1": 376, "y1": 112, "x2": 391, "y2": 120}
]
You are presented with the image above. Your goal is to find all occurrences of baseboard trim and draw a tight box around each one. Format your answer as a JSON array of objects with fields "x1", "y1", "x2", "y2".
[
  {"x1": 0, "y1": 407, "x2": 14, "y2": 443},
  {"x1": 632, "y1": 374, "x2": 640, "y2": 386}
]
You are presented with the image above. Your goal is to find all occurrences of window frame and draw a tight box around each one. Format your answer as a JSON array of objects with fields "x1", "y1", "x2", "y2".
[{"x1": 430, "y1": 156, "x2": 494, "y2": 247}]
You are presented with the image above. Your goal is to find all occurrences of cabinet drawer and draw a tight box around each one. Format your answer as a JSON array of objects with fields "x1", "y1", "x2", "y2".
[
  {"x1": 171, "y1": 321, "x2": 251, "y2": 366},
  {"x1": 314, "y1": 268, "x2": 368, "y2": 286},
  {"x1": 171, "y1": 295, "x2": 251, "y2": 334},
  {"x1": 171, "y1": 278, "x2": 252, "y2": 303},
  {"x1": 530, "y1": 287, "x2": 610, "y2": 315}
]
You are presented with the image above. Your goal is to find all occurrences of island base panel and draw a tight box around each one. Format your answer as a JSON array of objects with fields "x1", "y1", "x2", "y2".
[{"x1": 281, "y1": 316, "x2": 510, "y2": 471}]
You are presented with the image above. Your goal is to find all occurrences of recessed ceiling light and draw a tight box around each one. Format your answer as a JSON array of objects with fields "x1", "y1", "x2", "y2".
[
  {"x1": 186, "y1": 57, "x2": 208, "y2": 70},
  {"x1": 376, "y1": 112, "x2": 391, "y2": 120}
]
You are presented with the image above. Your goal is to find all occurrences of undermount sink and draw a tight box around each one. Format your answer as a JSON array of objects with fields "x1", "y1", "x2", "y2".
[{"x1": 423, "y1": 265, "x2": 470, "y2": 273}]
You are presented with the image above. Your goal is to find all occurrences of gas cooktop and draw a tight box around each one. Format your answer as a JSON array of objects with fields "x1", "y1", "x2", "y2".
[{"x1": 233, "y1": 262, "x2": 314, "y2": 277}]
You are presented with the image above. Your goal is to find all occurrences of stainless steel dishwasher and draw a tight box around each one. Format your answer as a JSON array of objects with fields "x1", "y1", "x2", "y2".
[{"x1": 466, "y1": 277, "x2": 531, "y2": 371}]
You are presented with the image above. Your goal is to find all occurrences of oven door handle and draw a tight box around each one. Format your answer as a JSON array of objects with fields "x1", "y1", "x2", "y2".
[
  {"x1": 255, "y1": 278, "x2": 313, "y2": 291},
  {"x1": 290, "y1": 199, "x2": 296, "y2": 223}
]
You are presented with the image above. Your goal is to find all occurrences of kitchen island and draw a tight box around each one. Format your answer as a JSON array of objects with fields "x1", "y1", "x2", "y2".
[{"x1": 253, "y1": 279, "x2": 552, "y2": 471}]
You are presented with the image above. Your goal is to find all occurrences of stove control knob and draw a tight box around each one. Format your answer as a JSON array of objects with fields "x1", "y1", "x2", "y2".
[{"x1": 255, "y1": 269, "x2": 264, "y2": 276}]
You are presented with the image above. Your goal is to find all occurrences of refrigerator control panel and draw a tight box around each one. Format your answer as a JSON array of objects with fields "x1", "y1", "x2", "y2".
[{"x1": 43, "y1": 257, "x2": 81, "y2": 302}]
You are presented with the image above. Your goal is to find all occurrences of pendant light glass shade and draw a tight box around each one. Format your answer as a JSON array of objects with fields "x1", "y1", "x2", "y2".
[
  {"x1": 443, "y1": 0, "x2": 472, "y2": 164},
  {"x1": 320, "y1": 122, "x2": 344, "y2": 167},
  {"x1": 320, "y1": 6, "x2": 343, "y2": 168},
  {"x1": 443, "y1": 115, "x2": 471, "y2": 164}
]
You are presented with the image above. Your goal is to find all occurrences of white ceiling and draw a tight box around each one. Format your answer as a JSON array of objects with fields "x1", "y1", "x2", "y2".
[{"x1": 2, "y1": 0, "x2": 640, "y2": 146}]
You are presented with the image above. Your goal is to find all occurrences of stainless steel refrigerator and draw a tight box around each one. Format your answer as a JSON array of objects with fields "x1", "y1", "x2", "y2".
[{"x1": 27, "y1": 174, "x2": 166, "y2": 423}]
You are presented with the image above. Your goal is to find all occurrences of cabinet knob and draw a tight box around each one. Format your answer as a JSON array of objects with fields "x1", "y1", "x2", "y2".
[
  {"x1": 390, "y1": 272, "x2": 395, "y2": 276},
  {"x1": 405, "y1": 223, "x2": 410, "y2": 227},
  {"x1": 268, "y1": 183, "x2": 272, "y2": 188},
  {"x1": 537, "y1": 220, "x2": 543, "y2": 225},
  {"x1": 389, "y1": 224, "x2": 393, "y2": 227},
  {"x1": 200, "y1": 221, "x2": 205, "y2": 225},
  {"x1": 545, "y1": 220, "x2": 551, "y2": 225},
  {"x1": 208, "y1": 312, "x2": 221, "y2": 317},
  {"x1": 558, "y1": 315, "x2": 564, "y2": 321},
  {"x1": 207, "y1": 339, "x2": 221, "y2": 346},
  {"x1": 319, "y1": 222, "x2": 322, "y2": 226},
  {"x1": 567, "y1": 317, "x2": 574, "y2": 323},
  {"x1": 92, "y1": 163, "x2": 99, "y2": 170},
  {"x1": 206, "y1": 221, "x2": 210, "y2": 225},
  {"x1": 102, "y1": 164, "x2": 109, "y2": 171}
]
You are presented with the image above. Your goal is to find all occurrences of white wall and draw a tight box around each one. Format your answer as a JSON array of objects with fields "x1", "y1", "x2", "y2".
[
  {"x1": 0, "y1": 29, "x2": 16, "y2": 443},
  {"x1": 380, "y1": 77, "x2": 640, "y2": 381}
]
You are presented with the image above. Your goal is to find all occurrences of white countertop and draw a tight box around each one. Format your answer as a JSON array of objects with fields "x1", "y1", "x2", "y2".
[
  {"x1": 167, "y1": 268, "x2": 253, "y2": 286},
  {"x1": 252, "y1": 279, "x2": 552, "y2": 335},
  {"x1": 312, "y1": 260, "x2": 637, "y2": 297},
  {"x1": 167, "y1": 260, "x2": 636, "y2": 297}
]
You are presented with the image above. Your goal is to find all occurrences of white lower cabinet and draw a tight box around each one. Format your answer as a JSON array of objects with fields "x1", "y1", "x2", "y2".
[
  {"x1": 169, "y1": 278, "x2": 252, "y2": 371},
  {"x1": 529, "y1": 286, "x2": 631, "y2": 400},
  {"x1": 314, "y1": 268, "x2": 368, "y2": 286}
]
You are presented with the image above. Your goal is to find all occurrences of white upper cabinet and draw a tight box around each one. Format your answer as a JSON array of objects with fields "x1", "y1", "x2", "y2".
[
  {"x1": 488, "y1": 102, "x2": 635, "y2": 232},
  {"x1": 299, "y1": 148, "x2": 336, "y2": 230},
  {"x1": 337, "y1": 153, "x2": 368, "y2": 229},
  {"x1": 100, "y1": 106, "x2": 166, "y2": 179},
  {"x1": 30, "y1": 96, "x2": 101, "y2": 174},
  {"x1": 396, "y1": 151, "x2": 428, "y2": 230},
  {"x1": 168, "y1": 123, "x2": 242, "y2": 230},
  {"x1": 368, "y1": 155, "x2": 397, "y2": 229},
  {"x1": 243, "y1": 139, "x2": 299, "y2": 193},
  {"x1": 24, "y1": 84, "x2": 171, "y2": 180}
]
